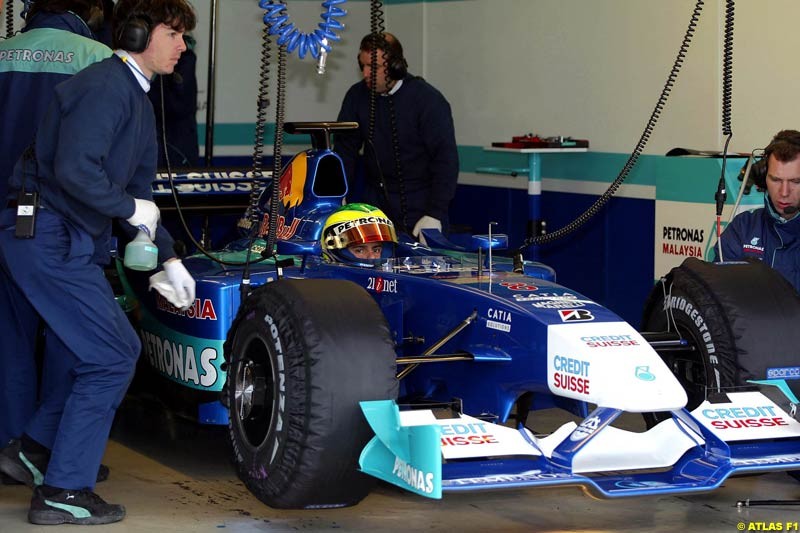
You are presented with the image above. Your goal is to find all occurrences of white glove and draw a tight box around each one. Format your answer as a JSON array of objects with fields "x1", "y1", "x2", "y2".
[
  {"x1": 412, "y1": 215, "x2": 442, "y2": 246},
  {"x1": 149, "y1": 259, "x2": 196, "y2": 310},
  {"x1": 126, "y1": 198, "x2": 160, "y2": 239}
]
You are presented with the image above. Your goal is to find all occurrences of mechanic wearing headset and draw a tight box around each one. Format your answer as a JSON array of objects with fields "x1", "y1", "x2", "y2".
[
  {"x1": 0, "y1": 0, "x2": 112, "y2": 467},
  {"x1": 334, "y1": 32, "x2": 459, "y2": 246},
  {"x1": 714, "y1": 130, "x2": 800, "y2": 291},
  {"x1": 0, "y1": 0, "x2": 196, "y2": 525},
  {"x1": 321, "y1": 203, "x2": 398, "y2": 265}
]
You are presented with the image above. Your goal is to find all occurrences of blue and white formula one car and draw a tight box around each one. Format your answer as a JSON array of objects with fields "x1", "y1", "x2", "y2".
[{"x1": 120, "y1": 122, "x2": 800, "y2": 510}]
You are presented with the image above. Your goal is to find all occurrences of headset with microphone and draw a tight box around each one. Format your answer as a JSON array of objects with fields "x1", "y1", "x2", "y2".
[
  {"x1": 749, "y1": 130, "x2": 800, "y2": 193},
  {"x1": 114, "y1": 0, "x2": 152, "y2": 53},
  {"x1": 359, "y1": 33, "x2": 408, "y2": 83}
]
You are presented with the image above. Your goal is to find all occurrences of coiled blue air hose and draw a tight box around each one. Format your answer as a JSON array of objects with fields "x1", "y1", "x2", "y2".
[{"x1": 258, "y1": 0, "x2": 347, "y2": 60}]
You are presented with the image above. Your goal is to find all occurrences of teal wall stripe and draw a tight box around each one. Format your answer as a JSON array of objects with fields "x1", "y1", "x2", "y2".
[
  {"x1": 202, "y1": 124, "x2": 754, "y2": 200},
  {"x1": 654, "y1": 156, "x2": 751, "y2": 204}
]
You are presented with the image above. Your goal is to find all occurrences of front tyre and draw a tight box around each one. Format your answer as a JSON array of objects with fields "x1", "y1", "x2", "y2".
[
  {"x1": 641, "y1": 267, "x2": 738, "y2": 411},
  {"x1": 642, "y1": 258, "x2": 800, "y2": 423},
  {"x1": 225, "y1": 279, "x2": 398, "y2": 509}
]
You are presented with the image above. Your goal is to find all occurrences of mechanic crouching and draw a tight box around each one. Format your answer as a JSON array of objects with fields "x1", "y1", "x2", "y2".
[{"x1": 0, "y1": 0, "x2": 197, "y2": 525}]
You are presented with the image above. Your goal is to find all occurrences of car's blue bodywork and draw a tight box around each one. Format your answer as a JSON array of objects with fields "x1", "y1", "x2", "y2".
[{"x1": 121, "y1": 127, "x2": 800, "y2": 501}]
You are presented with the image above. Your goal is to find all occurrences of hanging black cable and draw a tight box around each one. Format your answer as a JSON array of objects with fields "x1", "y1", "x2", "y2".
[
  {"x1": 715, "y1": 0, "x2": 735, "y2": 218},
  {"x1": 238, "y1": 13, "x2": 278, "y2": 298},
  {"x1": 267, "y1": 43, "x2": 287, "y2": 263},
  {"x1": 366, "y1": 0, "x2": 384, "y2": 141},
  {"x1": 518, "y1": 0, "x2": 705, "y2": 250},
  {"x1": 156, "y1": 5, "x2": 277, "y2": 272},
  {"x1": 721, "y1": 1, "x2": 734, "y2": 138},
  {"x1": 364, "y1": 0, "x2": 411, "y2": 234},
  {"x1": 158, "y1": 81, "x2": 273, "y2": 270},
  {"x1": 712, "y1": 0, "x2": 735, "y2": 261},
  {"x1": 4, "y1": 0, "x2": 15, "y2": 38},
  {"x1": 387, "y1": 96, "x2": 409, "y2": 231},
  {"x1": 238, "y1": 23, "x2": 273, "y2": 235},
  {"x1": 363, "y1": 6, "x2": 397, "y2": 226}
]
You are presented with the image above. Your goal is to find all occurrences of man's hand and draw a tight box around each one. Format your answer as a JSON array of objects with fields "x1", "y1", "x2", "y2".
[
  {"x1": 149, "y1": 259, "x2": 196, "y2": 310},
  {"x1": 412, "y1": 215, "x2": 442, "y2": 246},
  {"x1": 126, "y1": 199, "x2": 160, "y2": 239}
]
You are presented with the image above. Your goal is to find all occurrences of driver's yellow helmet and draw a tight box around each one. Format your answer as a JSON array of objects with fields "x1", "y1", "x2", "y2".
[{"x1": 321, "y1": 203, "x2": 397, "y2": 264}]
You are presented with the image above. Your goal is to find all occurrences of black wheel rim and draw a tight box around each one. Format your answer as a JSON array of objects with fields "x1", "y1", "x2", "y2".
[{"x1": 233, "y1": 333, "x2": 279, "y2": 450}]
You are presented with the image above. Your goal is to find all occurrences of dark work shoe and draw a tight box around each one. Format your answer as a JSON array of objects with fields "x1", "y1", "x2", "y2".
[
  {"x1": 0, "y1": 439, "x2": 47, "y2": 488},
  {"x1": 28, "y1": 486, "x2": 126, "y2": 525},
  {"x1": 0, "y1": 439, "x2": 109, "y2": 487}
]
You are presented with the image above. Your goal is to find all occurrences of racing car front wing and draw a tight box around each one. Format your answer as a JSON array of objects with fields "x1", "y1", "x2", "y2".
[{"x1": 359, "y1": 384, "x2": 800, "y2": 499}]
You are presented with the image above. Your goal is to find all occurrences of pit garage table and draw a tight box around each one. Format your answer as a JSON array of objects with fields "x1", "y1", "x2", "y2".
[{"x1": 481, "y1": 146, "x2": 588, "y2": 259}]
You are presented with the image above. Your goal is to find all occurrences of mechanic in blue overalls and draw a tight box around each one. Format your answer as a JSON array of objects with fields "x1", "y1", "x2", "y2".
[
  {"x1": 334, "y1": 32, "x2": 459, "y2": 246},
  {"x1": 714, "y1": 130, "x2": 800, "y2": 291},
  {"x1": 0, "y1": 0, "x2": 113, "y2": 463},
  {"x1": 0, "y1": 0, "x2": 196, "y2": 525}
]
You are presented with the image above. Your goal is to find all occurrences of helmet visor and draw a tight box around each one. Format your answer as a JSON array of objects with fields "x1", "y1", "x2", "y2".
[{"x1": 327, "y1": 221, "x2": 397, "y2": 250}]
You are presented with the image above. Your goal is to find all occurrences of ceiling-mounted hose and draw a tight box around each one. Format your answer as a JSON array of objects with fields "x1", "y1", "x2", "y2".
[
  {"x1": 519, "y1": 0, "x2": 705, "y2": 250},
  {"x1": 259, "y1": 0, "x2": 346, "y2": 60}
]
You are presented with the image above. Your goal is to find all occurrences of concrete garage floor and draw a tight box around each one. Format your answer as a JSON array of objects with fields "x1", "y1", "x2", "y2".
[{"x1": 2, "y1": 400, "x2": 800, "y2": 532}]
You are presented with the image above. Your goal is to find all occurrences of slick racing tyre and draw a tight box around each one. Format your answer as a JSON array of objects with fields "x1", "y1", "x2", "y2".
[
  {"x1": 642, "y1": 257, "x2": 800, "y2": 424},
  {"x1": 225, "y1": 279, "x2": 398, "y2": 509}
]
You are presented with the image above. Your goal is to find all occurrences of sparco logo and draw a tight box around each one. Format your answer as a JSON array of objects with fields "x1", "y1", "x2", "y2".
[{"x1": 663, "y1": 295, "x2": 721, "y2": 389}]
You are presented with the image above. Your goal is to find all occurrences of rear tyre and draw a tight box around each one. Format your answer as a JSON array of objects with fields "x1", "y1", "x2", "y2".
[{"x1": 225, "y1": 279, "x2": 398, "y2": 508}]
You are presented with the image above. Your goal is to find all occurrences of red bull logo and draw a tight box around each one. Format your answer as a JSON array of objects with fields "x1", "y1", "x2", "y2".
[
  {"x1": 279, "y1": 153, "x2": 307, "y2": 208},
  {"x1": 258, "y1": 213, "x2": 301, "y2": 240}
]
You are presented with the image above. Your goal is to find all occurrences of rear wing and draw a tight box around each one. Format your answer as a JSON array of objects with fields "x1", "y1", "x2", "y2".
[{"x1": 152, "y1": 168, "x2": 270, "y2": 211}]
